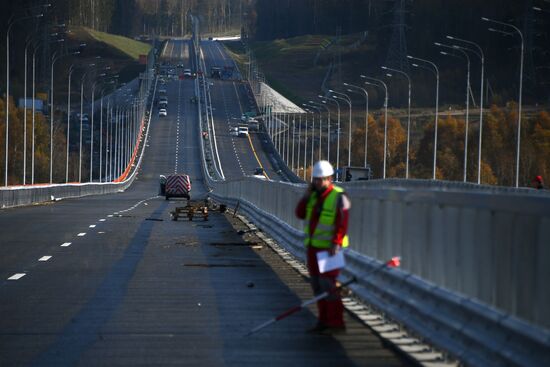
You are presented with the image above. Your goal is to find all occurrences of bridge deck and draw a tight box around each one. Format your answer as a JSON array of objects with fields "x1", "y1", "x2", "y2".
[{"x1": 0, "y1": 39, "x2": 409, "y2": 366}]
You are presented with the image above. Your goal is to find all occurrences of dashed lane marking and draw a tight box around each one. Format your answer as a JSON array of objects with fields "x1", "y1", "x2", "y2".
[
  {"x1": 61, "y1": 242, "x2": 72, "y2": 247},
  {"x1": 77, "y1": 233, "x2": 86, "y2": 237},
  {"x1": 8, "y1": 273, "x2": 26, "y2": 280},
  {"x1": 38, "y1": 256, "x2": 52, "y2": 262}
]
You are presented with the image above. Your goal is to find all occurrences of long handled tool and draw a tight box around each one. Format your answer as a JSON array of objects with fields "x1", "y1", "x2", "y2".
[{"x1": 244, "y1": 256, "x2": 401, "y2": 337}]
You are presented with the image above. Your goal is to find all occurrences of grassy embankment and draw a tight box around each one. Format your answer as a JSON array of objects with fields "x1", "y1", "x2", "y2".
[
  {"x1": 84, "y1": 28, "x2": 151, "y2": 60},
  {"x1": 51, "y1": 27, "x2": 152, "y2": 101}
]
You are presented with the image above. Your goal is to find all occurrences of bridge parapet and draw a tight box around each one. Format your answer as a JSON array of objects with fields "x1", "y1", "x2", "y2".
[{"x1": 205, "y1": 176, "x2": 550, "y2": 366}]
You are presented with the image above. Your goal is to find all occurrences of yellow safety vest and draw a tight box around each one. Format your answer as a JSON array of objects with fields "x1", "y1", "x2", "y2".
[{"x1": 304, "y1": 185, "x2": 349, "y2": 249}]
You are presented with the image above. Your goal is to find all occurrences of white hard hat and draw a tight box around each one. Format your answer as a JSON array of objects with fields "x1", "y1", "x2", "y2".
[{"x1": 312, "y1": 160, "x2": 334, "y2": 178}]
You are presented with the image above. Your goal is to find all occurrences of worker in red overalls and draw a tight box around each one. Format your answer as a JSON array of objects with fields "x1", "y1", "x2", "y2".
[{"x1": 295, "y1": 160, "x2": 351, "y2": 335}]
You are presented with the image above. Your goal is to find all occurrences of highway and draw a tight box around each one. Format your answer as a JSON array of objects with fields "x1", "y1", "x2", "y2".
[
  {"x1": 0, "y1": 39, "x2": 408, "y2": 366},
  {"x1": 200, "y1": 40, "x2": 289, "y2": 181}
]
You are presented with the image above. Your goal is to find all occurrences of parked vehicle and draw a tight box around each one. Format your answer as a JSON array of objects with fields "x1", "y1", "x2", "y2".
[
  {"x1": 241, "y1": 111, "x2": 257, "y2": 121},
  {"x1": 211, "y1": 66, "x2": 222, "y2": 79},
  {"x1": 341, "y1": 166, "x2": 372, "y2": 182},
  {"x1": 164, "y1": 174, "x2": 192, "y2": 200},
  {"x1": 159, "y1": 175, "x2": 167, "y2": 195},
  {"x1": 158, "y1": 108, "x2": 167, "y2": 117}
]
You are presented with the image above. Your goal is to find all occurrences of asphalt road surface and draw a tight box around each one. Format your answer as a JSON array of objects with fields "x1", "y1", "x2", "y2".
[
  {"x1": 0, "y1": 39, "x2": 409, "y2": 367},
  {"x1": 200, "y1": 40, "x2": 289, "y2": 181}
]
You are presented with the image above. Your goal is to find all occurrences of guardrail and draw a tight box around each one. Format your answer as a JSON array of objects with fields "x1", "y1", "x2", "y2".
[
  {"x1": 203, "y1": 177, "x2": 550, "y2": 366},
  {"x1": 1, "y1": 66, "x2": 158, "y2": 209},
  {"x1": 192, "y1": 26, "x2": 550, "y2": 366}
]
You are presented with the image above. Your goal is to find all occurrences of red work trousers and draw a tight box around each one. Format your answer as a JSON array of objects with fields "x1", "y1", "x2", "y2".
[{"x1": 306, "y1": 246, "x2": 345, "y2": 327}]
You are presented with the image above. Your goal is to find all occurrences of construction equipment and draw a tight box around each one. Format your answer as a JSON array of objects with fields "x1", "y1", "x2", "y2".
[{"x1": 170, "y1": 200, "x2": 209, "y2": 221}]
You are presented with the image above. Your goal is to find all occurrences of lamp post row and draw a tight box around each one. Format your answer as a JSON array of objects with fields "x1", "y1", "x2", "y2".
[
  {"x1": 262, "y1": 17, "x2": 524, "y2": 186},
  {"x1": 4, "y1": 21, "x2": 147, "y2": 186}
]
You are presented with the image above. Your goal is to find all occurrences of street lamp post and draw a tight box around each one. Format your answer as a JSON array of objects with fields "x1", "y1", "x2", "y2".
[
  {"x1": 319, "y1": 95, "x2": 341, "y2": 173},
  {"x1": 303, "y1": 110, "x2": 309, "y2": 180},
  {"x1": 330, "y1": 90, "x2": 353, "y2": 167},
  {"x1": 482, "y1": 17, "x2": 524, "y2": 188},
  {"x1": 344, "y1": 82, "x2": 369, "y2": 168},
  {"x1": 5, "y1": 14, "x2": 42, "y2": 186},
  {"x1": 447, "y1": 35, "x2": 485, "y2": 184},
  {"x1": 361, "y1": 76, "x2": 389, "y2": 179},
  {"x1": 435, "y1": 43, "x2": 471, "y2": 182},
  {"x1": 406, "y1": 56, "x2": 439, "y2": 180},
  {"x1": 291, "y1": 115, "x2": 295, "y2": 171},
  {"x1": 297, "y1": 113, "x2": 302, "y2": 176},
  {"x1": 51, "y1": 50, "x2": 80, "y2": 183},
  {"x1": 79, "y1": 67, "x2": 96, "y2": 182},
  {"x1": 23, "y1": 37, "x2": 33, "y2": 185},
  {"x1": 309, "y1": 100, "x2": 330, "y2": 161},
  {"x1": 381, "y1": 66, "x2": 412, "y2": 179},
  {"x1": 303, "y1": 103, "x2": 320, "y2": 165},
  {"x1": 66, "y1": 64, "x2": 77, "y2": 183}
]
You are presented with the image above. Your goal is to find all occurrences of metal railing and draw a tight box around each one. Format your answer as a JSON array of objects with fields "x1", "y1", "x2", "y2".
[
  {"x1": 0, "y1": 49, "x2": 158, "y2": 209},
  {"x1": 201, "y1": 176, "x2": 550, "y2": 366}
]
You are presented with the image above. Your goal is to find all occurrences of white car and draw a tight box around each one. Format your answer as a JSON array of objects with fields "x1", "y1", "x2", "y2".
[
  {"x1": 183, "y1": 69, "x2": 192, "y2": 77},
  {"x1": 238, "y1": 126, "x2": 249, "y2": 137},
  {"x1": 229, "y1": 127, "x2": 239, "y2": 136},
  {"x1": 159, "y1": 108, "x2": 167, "y2": 117}
]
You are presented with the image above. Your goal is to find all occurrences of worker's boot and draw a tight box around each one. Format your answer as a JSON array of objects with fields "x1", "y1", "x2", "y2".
[
  {"x1": 319, "y1": 325, "x2": 346, "y2": 335},
  {"x1": 306, "y1": 323, "x2": 328, "y2": 334}
]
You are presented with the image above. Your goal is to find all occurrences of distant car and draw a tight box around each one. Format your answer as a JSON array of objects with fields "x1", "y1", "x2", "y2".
[
  {"x1": 211, "y1": 66, "x2": 222, "y2": 79},
  {"x1": 229, "y1": 127, "x2": 239, "y2": 136},
  {"x1": 159, "y1": 108, "x2": 167, "y2": 117},
  {"x1": 183, "y1": 69, "x2": 192, "y2": 77},
  {"x1": 159, "y1": 175, "x2": 167, "y2": 195},
  {"x1": 238, "y1": 126, "x2": 249, "y2": 137}
]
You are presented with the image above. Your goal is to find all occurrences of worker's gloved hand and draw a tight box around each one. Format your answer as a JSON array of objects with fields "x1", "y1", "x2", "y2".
[{"x1": 330, "y1": 243, "x2": 341, "y2": 256}]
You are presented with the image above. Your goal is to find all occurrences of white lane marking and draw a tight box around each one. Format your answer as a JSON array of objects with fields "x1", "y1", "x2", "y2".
[
  {"x1": 98, "y1": 231, "x2": 105, "y2": 234},
  {"x1": 99, "y1": 219, "x2": 106, "y2": 222},
  {"x1": 38, "y1": 256, "x2": 52, "y2": 262},
  {"x1": 61, "y1": 242, "x2": 72, "y2": 247},
  {"x1": 77, "y1": 233, "x2": 86, "y2": 237},
  {"x1": 8, "y1": 273, "x2": 26, "y2": 280},
  {"x1": 107, "y1": 215, "x2": 113, "y2": 218},
  {"x1": 89, "y1": 225, "x2": 96, "y2": 228}
]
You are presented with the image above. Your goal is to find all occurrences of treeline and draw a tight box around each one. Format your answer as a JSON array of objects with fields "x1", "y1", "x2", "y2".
[
  {"x1": 56, "y1": 0, "x2": 248, "y2": 36},
  {"x1": 341, "y1": 105, "x2": 550, "y2": 186},
  {"x1": 137, "y1": 0, "x2": 246, "y2": 36}
]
